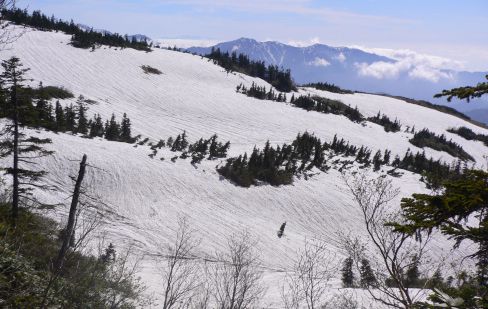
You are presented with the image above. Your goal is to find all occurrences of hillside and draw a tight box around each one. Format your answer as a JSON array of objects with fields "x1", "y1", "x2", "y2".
[
  {"x1": 1, "y1": 26, "x2": 487, "y2": 307},
  {"x1": 187, "y1": 38, "x2": 488, "y2": 113}
]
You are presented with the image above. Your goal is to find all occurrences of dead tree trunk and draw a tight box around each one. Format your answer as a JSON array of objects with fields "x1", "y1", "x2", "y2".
[
  {"x1": 54, "y1": 154, "x2": 87, "y2": 270},
  {"x1": 40, "y1": 154, "x2": 88, "y2": 308},
  {"x1": 11, "y1": 80, "x2": 18, "y2": 227}
]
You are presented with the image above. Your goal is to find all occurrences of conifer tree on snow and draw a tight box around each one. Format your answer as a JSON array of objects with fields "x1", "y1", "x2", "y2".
[
  {"x1": 76, "y1": 98, "x2": 88, "y2": 135},
  {"x1": 100, "y1": 243, "x2": 116, "y2": 264},
  {"x1": 0, "y1": 57, "x2": 53, "y2": 226},
  {"x1": 104, "y1": 113, "x2": 120, "y2": 141},
  {"x1": 89, "y1": 114, "x2": 104, "y2": 138},
  {"x1": 166, "y1": 136, "x2": 174, "y2": 148},
  {"x1": 341, "y1": 257, "x2": 355, "y2": 288},
  {"x1": 54, "y1": 100, "x2": 65, "y2": 132},
  {"x1": 373, "y1": 150, "x2": 382, "y2": 171},
  {"x1": 405, "y1": 255, "x2": 421, "y2": 288},
  {"x1": 359, "y1": 258, "x2": 377, "y2": 288},
  {"x1": 64, "y1": 103, "x2": 76, "y2": 132},
  {"x1": 120, "y1": 113, "x2": 132, "y2": 142}
]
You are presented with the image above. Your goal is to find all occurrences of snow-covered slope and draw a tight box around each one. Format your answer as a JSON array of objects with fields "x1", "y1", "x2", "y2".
[
  {"x1": 1, "y1": 27, "x2": 487, "y2": 307},
  {"x1": 187, "y1": 38, "x2": 488, "y2": 112}
]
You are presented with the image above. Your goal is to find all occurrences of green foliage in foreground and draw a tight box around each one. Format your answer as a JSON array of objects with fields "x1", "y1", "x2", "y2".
[
  {"x1": 391, "y1": 170, "x2": 488, "y2": 307},
  {"x1": 0, "y1": 204, "x2": 147, "y2": 308},
  {"x1": 435, "y1": 75, "x2": 488, "y2": 102}
]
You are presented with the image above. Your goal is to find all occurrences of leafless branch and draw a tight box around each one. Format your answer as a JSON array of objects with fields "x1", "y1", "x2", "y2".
[{"x1": 341, "y1": 172, "x2": 433, "y2": 308}]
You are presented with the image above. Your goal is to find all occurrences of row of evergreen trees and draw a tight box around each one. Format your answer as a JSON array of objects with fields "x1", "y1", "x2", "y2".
[
  {"x1": 206, "y1": 48, "x2": 296, "y2": 92},
  {"x1": 368, "y1": 112, "x2": 402, "y2": 133},
  {"x1": 290, "y1": 95, "x2": 364, "y2": 123},
  {"x1": 409, "y1": 128, "x2": 474, "y2": 161},
  {"x1": 218, "y1": 132, "x2": 328, "y2": 187},
  {"x1": 2, "y1": 8, "x2": 151, "y2": 51},
  {"x1": 219, "y1": 131, "x2": 463, "y2": 189},
  {"x1": 236, "y1": 83, "x2": 287, "y2": 102},
  {"x1": 0, "y1": 80, "x2": 135, "y2": 143},
  {"x1": 328, "y1": 133, "x2": 463, "y2": 189},
  {"x1": 303, "y1": 82, "x2": 354, "y2": 94},
  {"x1": 448, "y1": 126, "x2": 488, "y2": 146},
  {"x1": 341, "y1": 257, "x2": 377, "y2": 288},
  {"x1": 147, "y1": 132, "x2": 230, "y2": 164}
]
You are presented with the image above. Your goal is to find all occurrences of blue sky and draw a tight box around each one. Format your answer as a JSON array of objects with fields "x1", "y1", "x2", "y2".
[{"x1": 17, "y1": 0, "x2": 488, "y2": 70}]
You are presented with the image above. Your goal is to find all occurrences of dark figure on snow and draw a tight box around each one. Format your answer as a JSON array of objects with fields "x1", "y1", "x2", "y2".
[{"x1": 277, "y1": 222, "x2": 286, "y2": 238}]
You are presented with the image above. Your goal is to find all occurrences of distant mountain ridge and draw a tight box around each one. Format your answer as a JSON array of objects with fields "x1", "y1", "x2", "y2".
[
  {"x1": 77, "y1": 24, "x2": 151, "y2": 42},
  {"x1": 187, "y1": 38, "x2": 488, "y2": 115}
]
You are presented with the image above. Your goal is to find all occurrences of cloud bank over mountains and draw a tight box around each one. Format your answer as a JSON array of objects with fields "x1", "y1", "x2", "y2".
[{"x1": 352, "y1": 47, "x2": 464, "y2": 83}]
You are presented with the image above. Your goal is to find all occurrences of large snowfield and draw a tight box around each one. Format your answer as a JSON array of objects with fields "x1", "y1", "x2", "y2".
[{"x1": 1, "y1": 26, "x2": 487, "y2": 307}]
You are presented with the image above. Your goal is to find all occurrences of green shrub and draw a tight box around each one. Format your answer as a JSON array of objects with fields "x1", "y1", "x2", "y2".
[
  {"x1": 410, "y1": 128, "x2": 474, "y2": 161},
  {"x1": 448, "y1": 126, "x2": 488, "y2": 146},
  {"x1": 0, "y1": 204, "x2": 147, "y2": 308},
  {"x1": 141, "y1": 65, "x2": 162, "y2": 75}
]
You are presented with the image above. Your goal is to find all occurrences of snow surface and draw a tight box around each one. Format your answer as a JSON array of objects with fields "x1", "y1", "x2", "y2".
[{"x1": 0, "y1": 27, "x2": 487, "y2": 307}]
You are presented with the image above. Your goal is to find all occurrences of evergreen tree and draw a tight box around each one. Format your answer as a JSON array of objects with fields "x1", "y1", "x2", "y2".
[
  {"x1": 100, "y1": 243, "x2": 116, "y2": 264},
  {"x1": 166, "y1": 136, "x2": 174, "y2": 148},
  {"x1": 341, "y1": 257, "x2": 355, "y2": 288},
  {"x1": 359, "y1": 258, "x2": 377, "y2": 288},
  {"x1": 435, "y1": 74, "x2": 488, "y2": 102},
  {"x1": 64, "y1": 103, "x2": 77, "y2": 132},
  {"x1": 383, "y1": 149, "x2": 391, "y2": 165},
  {"x1": 405, "y1": 255, "x2": 421, "y2": 288},
  {"x1": 373, "y1": 150, "x2": 382, "y2": 171},
  {"x1": 427, "y1": 269, "x2": 444, "y2": 289},
  {"x1": 54, "y1": 100, "x2": 65, "y2": 131},
  {"x1": 89, "y1": 114, "x2": 104, "y2": 138},
  {"x1": 104, "y1": 113, "x2": 120, "y2": 141},
  {"x1": 393, "y1": 170, "x2": 488, "y2": 290},
  {"x1": 76, "y1": 99, "x2": 88, "y2": 135},
  {"x1": 0, "y1": 57, "x2": 53, "y2": 226},
  {"x1": 119, "y1": 113, "x2": 132, "y2": 142}
]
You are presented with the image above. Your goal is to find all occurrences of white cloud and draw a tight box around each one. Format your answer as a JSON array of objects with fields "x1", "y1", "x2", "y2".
[
  {"x1": 408, "y1": 66, "x2": 453, "y2": 83},
  {"x1": 307, "y1": 57, "x2": 330, "y2": 67},
  {"x1": 334, "y1": 52, "x2": 346, "y2": 63},
  {"x1": 352, "y1": 47, "x2": 461, "y2": 83},
  {"x1": 355, "y1": 47, "x2": 465, "y2": 71},
  {"x1": 355, "y1": 61, "x2": 407, "y2": 79}
]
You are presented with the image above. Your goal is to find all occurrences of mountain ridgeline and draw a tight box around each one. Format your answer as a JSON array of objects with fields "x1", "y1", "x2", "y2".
[
  {"x1": 3, "y1": 8, "x2": 151, "y2": 51},
  {"x1": 205, "y1": 47, "x2": 296, "y2": 92},
  {"x1": 187, "y1": 38, "x2": 488, "y2": 116}
]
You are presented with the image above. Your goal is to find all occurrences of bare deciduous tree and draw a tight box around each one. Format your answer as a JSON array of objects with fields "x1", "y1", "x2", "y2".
[
  {"x1": 97, "y1": 240, "x2": 150, "y2": 308},
  {"x1": 160, "y1": 217, "x2": 200, "y2": 309},
  {"x1": 282, "y1": 240, "x2": 337, "y2": 309},
  {"x1": 191, "y1": 261, "x2": 212, "y2": 309},
  {"x1": 342, "y1": 172, "x2": 432, "y2": 308},
  {"x1": 212, "y1": 231, "x2": 264, "y2": 309}
]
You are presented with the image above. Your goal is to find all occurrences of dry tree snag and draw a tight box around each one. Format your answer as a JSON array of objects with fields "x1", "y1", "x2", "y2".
[
  {"x1": 160, "y1": 217, "x2": 200, "y2": 309},
  {"x1": 281, "y1": 240, "x2": 337, "y2": 309},
  {"x1": 40, "y1": 154, "x2": 89, "y2": 308},
  {"x1": 343, "y1": 173, "x2": 431, "y2": 309},
  {"x1": 212, "y1": 231, "x2": 264, "y2": 309},
  {"x1": 54, "y1": 154, "x2": 87, "y2": 270}
]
